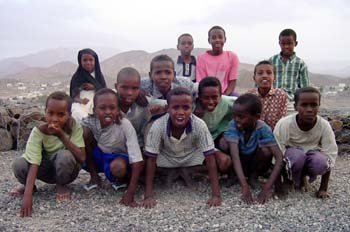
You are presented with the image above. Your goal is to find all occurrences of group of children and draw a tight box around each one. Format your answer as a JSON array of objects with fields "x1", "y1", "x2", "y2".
[{"x1": 10, "y1": 26, "x2": 338, "y2": 217}]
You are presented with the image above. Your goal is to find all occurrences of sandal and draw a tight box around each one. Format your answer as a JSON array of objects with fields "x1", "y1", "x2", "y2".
[
  {"x1": 83, "y1": 183, "x2": 98, "y2": 192},
  {"x1": 112, "y1": 182, "x2": 127, "y2": 191}
]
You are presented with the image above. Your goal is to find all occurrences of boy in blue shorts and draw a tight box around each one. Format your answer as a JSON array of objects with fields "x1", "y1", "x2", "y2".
[{"x1": 224, "y1": 94, "x2": 283, "y2": 204}]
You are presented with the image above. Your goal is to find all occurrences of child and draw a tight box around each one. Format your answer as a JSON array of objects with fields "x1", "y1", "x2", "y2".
[
  {"x1": 82, "y1": 88, "x2": 144, "y2": 207},
  {"x1": 11, "y1": 91, "x2": 85, "y2": 217},
  {"x1": 224, "y1": 94, "x2": 283, "y2": 204},
  {"x1": 269, "y1": 29, "x2": 309, "y2": 108},
  {"x1": 247, "y1": 60, "x2": 288, "y2": 130},
  {"x1": 115, "y1": 67, "x2": 167, "y2": 148},
  {"x1": 142, "y1": 87, "x2": 221, "y2": 208},
  {"x1": 175, "y1": 33, "x2": 196, "y2": 82},
  {"x1": 274, "y1": 87, "x2": 337, "y2": 198},
  {"x1": 196, "y1": 26, "x2": 239, "y2": 96},
  {"x1": 141, "y1": 54, "x2": 195, "y2": 99},
  {"x1": 195, "y1": 77, "x2": 235, "y2": 173},
  {"x1": 69, "y1": 48, "x2": 107, "y2": 122}
]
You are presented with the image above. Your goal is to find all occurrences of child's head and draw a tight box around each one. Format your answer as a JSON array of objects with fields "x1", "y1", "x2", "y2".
[
  {"x1": 294, "y1": 87, "x2": 321, "y2": 125},
  {"x1": 177, "y1": 33, "x2": 194, "y2": 57},
  {"x1": 208, "y1": 26, "x2": 226, "y2": 55},
  {"x1": 279, "y1": 29, "x2": 298, "y2": 57},
  {"x1": 45, "y1": 91, "x2": 73, "y2": 133},
  {"x1": 166, "y1": 87, "x2": 193, "y2": 129},
  {"x1": 149, "y1": 54, "x2": 176, "y2": 95},
  {"x1": 233, "y1": 93, "x2": 262, "y2": 131},
  {"x1": 198, "y1": 77, "x2": 222, "y2": 112},
  {"x1": 78, "y1": 48, "x2": 99, "y2": 73},
  {"x1": 253, "y1": 60, "x2": 275, "y2": 90},
  {"x1": 115, "y1": 67, "x2": 141, "y2": 107},
  {"x1": 93, "y1": 88, "x2": 121, "y2": 128}
]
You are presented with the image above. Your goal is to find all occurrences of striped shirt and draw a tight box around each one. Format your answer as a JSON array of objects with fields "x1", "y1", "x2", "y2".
[{"x1": 269, "y1": 53, "x2": 309, "y2": 101}]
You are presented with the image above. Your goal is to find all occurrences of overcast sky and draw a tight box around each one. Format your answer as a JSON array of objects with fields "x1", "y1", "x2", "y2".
[{"x1": 1, "y1": 0, "x2": 349, "y2": 63}]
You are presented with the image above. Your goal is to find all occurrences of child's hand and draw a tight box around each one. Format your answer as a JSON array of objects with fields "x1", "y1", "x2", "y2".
[
  {"x1": 82, "y1": 83, "x2": 95, "y2": 91},
  {"x1": 47, "y1": 123, "x2": 64, "y2": 138},
  {"x1": 81, "y1": 98, "x2": 90, "y2": 105},
  {"x1": 316, "y1": 190, "x2": 330, "y2": 199},
  {"x1": 207, "y1": 195, "x2": 222, "y2": 207},
  {"x1": 141, "y1": 197, "x2": 156, "y2": 209},
  {"x1": 136, "y1": 90, "x2": 149, "y2": 107},
  {"x1": 256, "y1": 190, "x2": 270, "y2": 204},
  {"x1": 241, "y1": 186, "x2": 254, "y2": 204},
  {"x1": 148, "y1": 105, "x2": 167, "y2": 115},
  {"x1": 20, "y1": 195, "x2": 33, "y2": 217},
  {"x1": 120, "y1": 192, "x2": 139, "y2": 207}
]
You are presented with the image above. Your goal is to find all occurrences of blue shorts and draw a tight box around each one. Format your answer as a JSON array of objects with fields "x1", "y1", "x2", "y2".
[{"x1": 84, "y1": 146, "x2": 129, "y2": 183}]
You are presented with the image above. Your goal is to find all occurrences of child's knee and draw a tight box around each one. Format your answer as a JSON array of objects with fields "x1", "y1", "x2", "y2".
[
  {"x1": 216, "y1": 152, "x2": 231, "y2": 173},
  {"x1": 12, "y1": 157, "x2": 29, "y2": 184},
  {"x1": 306, "y1": 152, "x2": 328, "y2": 175},
  {"x1": 286, "y1": 148, "x2": 306, "y2": 170},
  {"x1": 55, "y1": 150, "x2": 80, "y2": 184},
  {"x1": 110, "y1": 158, "x2": 128, "y2": 179}
]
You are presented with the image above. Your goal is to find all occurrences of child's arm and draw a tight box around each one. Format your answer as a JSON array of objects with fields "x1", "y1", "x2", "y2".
[
  {"x1": 120, "y1": 161, "x2": 144, "y2": 207},
  {"x1": 228, "y1": 142, "x2": 254, "y2": 204},
  {"x1": 205, "y1": 154, "x2": 222, "y2": 207},
  {"x1": 142, "y1": 156, "x2": 157, "y2": 208},
  {"x1": 195, "y1": 55, "x2": 207, "y2": 82},
  {"x1": 316, "y1": 170, "x2": 331, "y2": 198},
  {"x1": 257, "y1": 145, "x2": 283, "y2": 204},
  {"x1": 223, "y1": 80, "x2": 236, "y2": 95},
  {"x1": 20, "y1": 164, "x2": 39, "y2": 217},
  {"x1": 298, "y1": 62, "x2": 309, "y2": 88}
]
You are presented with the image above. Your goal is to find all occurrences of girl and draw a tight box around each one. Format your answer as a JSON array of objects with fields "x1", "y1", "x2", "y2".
[
  {"x1": 82, "y1": 88, "x2": 144, "y2": 207},
  {"x1": 196, "y1": 26, "x2": 239, "y2": 96},
  {"x1": 69, "y1": 48, "x2": 106, "y2": 122},
  {"x1": 11, "y1": 91, "x2": 85, "y2": 217},
  {"x1": 247, "y1": 60, "x2": 288, "y2": 130}
]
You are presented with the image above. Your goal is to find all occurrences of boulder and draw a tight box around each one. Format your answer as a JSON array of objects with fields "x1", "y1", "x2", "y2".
[{"x1": 0, "y1": 128, "x2": 13, "y2": 151}]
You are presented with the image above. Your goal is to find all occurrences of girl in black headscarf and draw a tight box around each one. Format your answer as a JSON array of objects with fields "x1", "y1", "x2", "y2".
[{"x1": 70, "y1": 48, "x2": 106, "y2": 122}]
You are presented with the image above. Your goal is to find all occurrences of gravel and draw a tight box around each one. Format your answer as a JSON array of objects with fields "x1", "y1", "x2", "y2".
[{"x1": 0, "y1": 151, "x2": 349, "y2": 232}]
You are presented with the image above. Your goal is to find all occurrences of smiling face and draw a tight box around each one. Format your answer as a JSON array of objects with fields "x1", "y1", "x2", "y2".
[
  {"x1": 233, "y1": 103, "x2": 258, "y2": 132},
  {"x1": 45, "y1": 99, "x2": 70, "y2": 130},
  {"x1": 177, "y1": 35, "x2": 194, "y2": 57},
  {"x1": 168, "y1": 94, "x2": 193, "y2": 129},
  {"x1": 208, "y1": 28, "x2": 226, "y2": 55},
  {"x1": 116, "y1": 74, "x2": 140, "y2": 108},
  {"x1": 81, "y1": 53, "x2": 95, "y2": 73},
  {"x1": 295, "y1": 92, "x2": 320, "y2": 128},
  {"x1": 254, "y1": 64, "x2": 275, "y2": 90},
  {"x1": 279, "y1": 35, "x2": 297, "y2": 58},
  {"x1": 149, "y1": 60, "x2": 175, "y2": 95},
  {"x1": 94, "y1": 93, "x2": 119, "y2": 128},
  {"x1": 199, "y1": 86, "x2": 221, "y2": 112}
]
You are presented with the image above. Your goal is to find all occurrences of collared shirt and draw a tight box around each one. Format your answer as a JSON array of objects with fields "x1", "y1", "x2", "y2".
[
  {"x1": 247, "y1": 88, "x2": 288, "y2": 130},
  {"x1": 82, "y1": 116, "x2": 143, "y2": 164},
  {"x1": 224, "y1": 120, "x2": 277, "y2": 156},
  {"x1": 144, "y1": 114, "x2": 215, "y2": 167},
  {"x1": 141, "y1": 76, "x2": 194, "y2": 99},
  {"x1": 175, "y1": 55, "x2": 196, "y2": 82},
  {"x1": 269, "y1": 53, "x2": 309, "y2": 101}
]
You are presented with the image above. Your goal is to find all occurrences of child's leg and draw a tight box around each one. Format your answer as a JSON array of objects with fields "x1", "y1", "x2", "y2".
[
  {"x1": 304, "y1": 150, "x2": 329, "y2": 183},
  {"x1": 215, "y1": 136, "x2": 232, "y2": 173},
  {"x1": 109, "y1": 157, "x2": 128, "y2": 182},
  {"x1": 83, "y1": 128, "x2": 100, "y2": 184},
  {"x1": 249, "y1": 147, "x2": 272, "y2": 188},
  {"x1": 285, "y1": 148, "x2": 307, "y2": 188}
]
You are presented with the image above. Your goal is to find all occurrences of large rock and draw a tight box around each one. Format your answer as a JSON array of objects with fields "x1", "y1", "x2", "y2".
[{"x1": 0, "y1": 128, "x2": 13, "y2": 151}]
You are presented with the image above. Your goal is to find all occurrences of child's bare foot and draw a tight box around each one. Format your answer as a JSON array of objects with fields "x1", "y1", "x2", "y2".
[
  {"x1": 248, "y1": 177, "x2": 260, "y2": 190},
  {"x1": 163, "y1": 168, "x2": 180, "y2": 189},
  {"x1": 9, "y1": 185, "x2": 38, "y2": 196},
  {"x1": 316, "y1": 190, "x2": 330, "y2": 199},
  {"x1": 301, "y1": 176, "x2": 314, "y2": 192},
  {"x1": 56, "y1": 184, "x2": 71, "y2": 203}
]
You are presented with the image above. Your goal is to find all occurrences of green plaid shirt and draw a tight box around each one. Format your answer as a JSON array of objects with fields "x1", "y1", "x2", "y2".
[{"x1": 270, "y1": 53, "x2": 309, "y2": 101}]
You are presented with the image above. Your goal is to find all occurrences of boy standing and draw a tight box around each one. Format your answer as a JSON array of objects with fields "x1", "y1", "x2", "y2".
[
  {"x1": 142, "y1": 87, "x2": 221, "y2": 208},
  {"x1": 269, "y1": 29, "x2": 309, "y2": 108},
  {"x1": 274, "y1": 87, "x2": 337, "y2": 198},
  {"x1": 175, "y1": 33, "x2": 196, "y2": 82}
]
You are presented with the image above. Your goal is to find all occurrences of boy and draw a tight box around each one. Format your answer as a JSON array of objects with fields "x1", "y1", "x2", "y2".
[
  {"x1": 274, "y1": 87, "x2": 338, "y2": 198},
  {"x1": 141, "y1": 87, "x2": 221, "y2": 208},
  {"x1": 269, "y1": 29, "x2": 309, "y2": 107},
  {"x1": 175, "y1": 33, "x2": 196, "y2": 82},
  {"x1": 224, "y1": 94, "x2": 283, "y2": 204},
  {"x1": 141, "y1": 54, "x2": 195, "y2": 100}
]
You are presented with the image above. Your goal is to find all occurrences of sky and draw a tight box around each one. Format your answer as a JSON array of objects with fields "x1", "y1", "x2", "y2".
[{"x1": 1, "y1": 0, "x2": 349, "y2": 65}]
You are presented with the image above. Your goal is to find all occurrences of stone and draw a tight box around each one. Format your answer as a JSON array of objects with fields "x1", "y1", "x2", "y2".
[{"x1": 0, "y1": 128, "x2": 13, "y2": 151}]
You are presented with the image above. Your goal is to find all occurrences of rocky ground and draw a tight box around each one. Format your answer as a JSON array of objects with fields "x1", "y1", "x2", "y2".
[{"x1": 0, "y1": 151, "x2": 349, "y2": 231}]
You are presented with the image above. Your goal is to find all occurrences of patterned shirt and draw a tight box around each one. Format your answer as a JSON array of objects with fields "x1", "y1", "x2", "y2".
[
  {"x1": 247, "y1": 88, "x2": 288, "y2": 130},
  {"x1": 144, "y1": 114, "x2": 215, "y2": 168},
  {"x1": 224, "y1": 120, "x2": 277, "y2": 156},
  {"x1": 269, "y1": 53, "x2": 309, "y2": 101},
  {"x1": 175, "y1": 55, "x2": 196, "y2": 82}
]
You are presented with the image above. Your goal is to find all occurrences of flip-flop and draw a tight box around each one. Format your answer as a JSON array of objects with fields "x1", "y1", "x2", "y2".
[
  {"x1": 83, "y1": 183, "x2": 98, "y2": 192},
  {"x1": 112, "y1": 183, "x2": 127, "y2": 191}
]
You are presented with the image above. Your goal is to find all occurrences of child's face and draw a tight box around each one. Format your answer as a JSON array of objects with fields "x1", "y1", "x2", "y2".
[
  {"x1": 208, "y1": 29, "x2": 226, "y2": 55},
  {"x1": 168, "y1": 94, "x2": 193, "y2": 129},
  {"x1": 150, "y1": 61, "x2": 175, "y2": 94},
  {"x1": 233, "y1": 103, "x2": 258, "y2": 131},
  {"x1": 254, "y1": 64, "x2": 275, "y2": 90},
  {"x1": 81, "y1": 53, "x2": 95, "y2": 73},
  {"x1": 279, "y1": 35, "x2": 297, "y2": 57},
  {"x1": 200, "y1": 86, "x2": 221, "y2": 112},
  {"x1": 294, "y1": 92, "x2": 320, "y2": 125},
  {"x1": 94, "y1": 93, "x2": 119, "y2": 128},
  {"x1": 116, "y1": 74, "x2": 140, "y2": 107},
  {"x1": 45, "y1": 99, "x2": 70, "y2": 130},
  {"x1": 177, "y1": 35, "x2": 194, "y2": 57}
]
